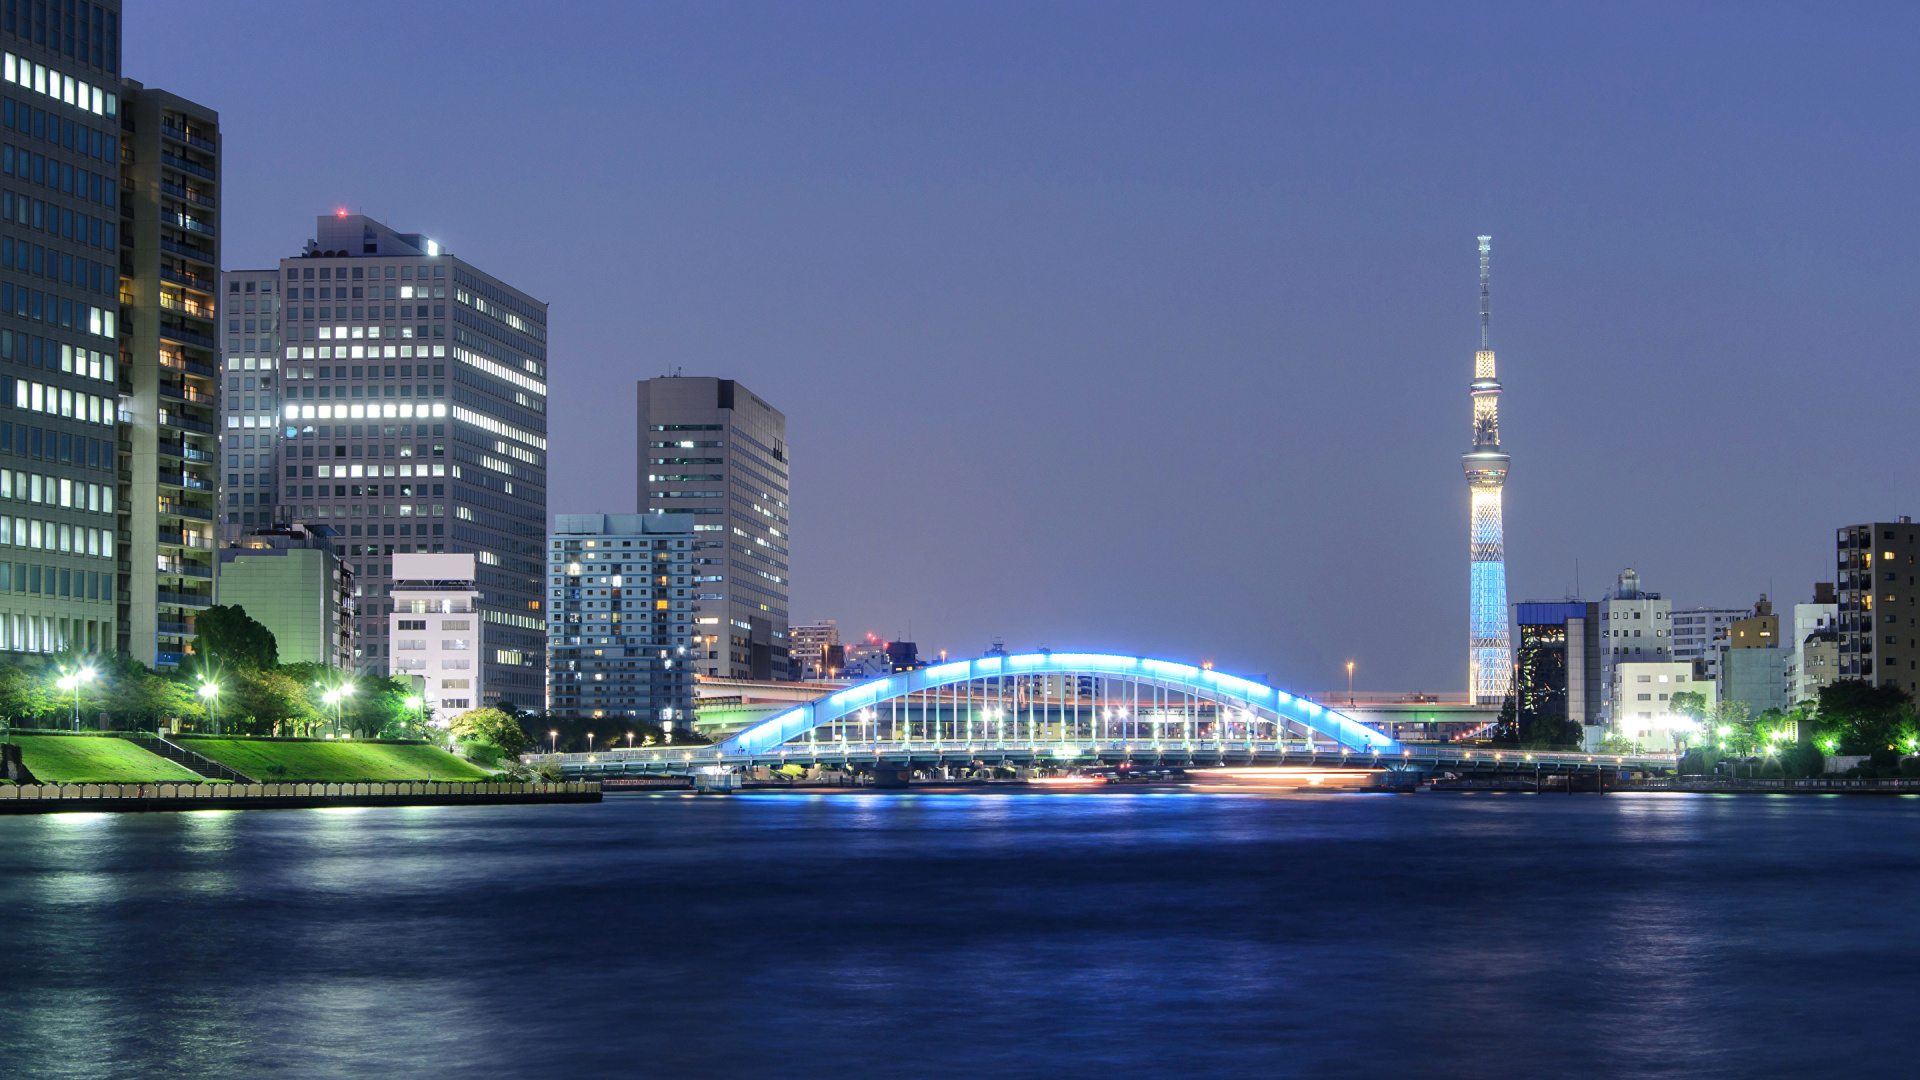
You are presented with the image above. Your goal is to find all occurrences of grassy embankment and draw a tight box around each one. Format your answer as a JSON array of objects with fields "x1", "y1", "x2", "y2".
[
  {"x1": 9, "y1": 735, "x2": 206, "y2": 783},
  {"x1": 178, "y1": 738, "x2": 493, "y2": 782}
]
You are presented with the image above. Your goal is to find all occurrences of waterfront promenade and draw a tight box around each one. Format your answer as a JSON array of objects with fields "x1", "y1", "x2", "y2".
[{"x1": 0, "y1": 781, "x2": 600, "y2": 814}]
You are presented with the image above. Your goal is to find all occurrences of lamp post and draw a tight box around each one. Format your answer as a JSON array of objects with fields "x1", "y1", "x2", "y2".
[
  {"x1": 197, "y1": 680, "x2": 220, "y2": 736},
  {"x1": 550, "y1": 729, "x2": 558, "y2": 754},
  {"x1": 62, "y1": 666, "x2": 95, "y2": 732},
  {"x1": 404, "y1": 695, "x2": 427, "y2": 735}
]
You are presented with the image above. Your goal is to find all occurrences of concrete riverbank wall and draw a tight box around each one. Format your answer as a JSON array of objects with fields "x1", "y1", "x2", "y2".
[{"x1": 0, "y1": 781, "x2": 600, "y2": 814}]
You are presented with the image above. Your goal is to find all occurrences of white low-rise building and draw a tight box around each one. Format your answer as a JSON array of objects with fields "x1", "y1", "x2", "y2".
[
  {"x1": 388, "y1": 552, "x2": 481, "y2": 723},
  {"x1": 1610, "y1": 661, "x2": 1715, "y2": 752}
]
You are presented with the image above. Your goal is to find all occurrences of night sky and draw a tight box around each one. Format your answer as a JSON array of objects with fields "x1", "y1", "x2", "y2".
[{"x1": 131, "y1": 3, "x2": 1920, "y2": 693}]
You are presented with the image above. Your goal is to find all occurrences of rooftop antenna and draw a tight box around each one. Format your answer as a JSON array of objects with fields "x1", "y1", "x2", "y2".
[{"x1": 1479, "y1": 235, "x2": 1493, "y2": 350}]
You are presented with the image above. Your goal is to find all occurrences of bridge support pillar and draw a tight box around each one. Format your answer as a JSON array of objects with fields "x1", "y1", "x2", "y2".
[{"x1": 871, "y1": 768, "x2": 911, "y2": 790}]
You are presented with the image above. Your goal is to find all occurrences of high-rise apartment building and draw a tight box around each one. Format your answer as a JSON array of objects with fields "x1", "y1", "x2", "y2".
[
  {"x1": 218, "y1": 268, "x2": 282, "y2": 544},
  {"x1": 546, "y1": 513, "x2": 695, "y2": 727},
  {"x1": 637, "y1": 377, "x2": 789, "y2": 680},
  {"x1": 1837, "y1": 518, "x2": 1920, "y2": 694},
  {"x1": 264, "y1": 215, "x2": 547, "y2": 707},
  {"x1": 119, "y1": 79, "x2": 221, "y2": 667}
]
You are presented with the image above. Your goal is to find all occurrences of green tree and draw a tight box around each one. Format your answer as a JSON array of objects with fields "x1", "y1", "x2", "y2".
[
  {"x1": 193, "y1": 605, "x2": 278, "y2": 671},
  {"x1": 1813, "y1": 680, "x2": 1912, "y2": 755},
  {"x1": 0, "y1": 663, "x2": 52, "y2": 724},
  {"x1": 449, "y1": 707, "x2": 531, "y2": 755}
]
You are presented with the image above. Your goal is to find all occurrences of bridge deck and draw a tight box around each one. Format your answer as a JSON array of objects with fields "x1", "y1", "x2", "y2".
[{"x1": 531, "y1": 740, "x2": 1673, "y2": 778}]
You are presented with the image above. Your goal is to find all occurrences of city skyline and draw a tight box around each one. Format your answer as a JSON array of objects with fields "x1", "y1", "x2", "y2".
[{"x1": 131, "y1": 3, "x2": 1920, "y2": 692}]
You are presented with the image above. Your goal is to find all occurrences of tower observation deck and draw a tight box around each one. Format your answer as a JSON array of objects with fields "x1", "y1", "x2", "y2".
[{"x1": 1463, "y1": 236, "x2": 1512, "y2": 704}]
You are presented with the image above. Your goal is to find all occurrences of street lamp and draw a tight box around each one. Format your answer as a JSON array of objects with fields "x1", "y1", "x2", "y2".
[
  {"x1": 198, "y1": 680, "x2": 220, "y2": 735},
  {"x1": 59, "y1": 666, "x2": 95, "y2": 732},
  {"x1": 1347, "y1": 661, "x2": 1355, "y2": 707},
  {"x1": 550, "y1": 729, "x2": 558, "y2": 753},
  {"x1": 404, "y1": 694, "x2": 427, "y2": 733}
]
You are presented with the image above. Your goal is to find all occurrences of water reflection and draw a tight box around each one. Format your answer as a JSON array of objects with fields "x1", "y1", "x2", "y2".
[{"x1": 3, "y1": 793, "x2": 1920, "y2": 1078}]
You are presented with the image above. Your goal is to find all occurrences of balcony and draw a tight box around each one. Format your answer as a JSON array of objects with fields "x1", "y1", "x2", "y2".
[
  {"x1": 161, "y1": 121, "x2": 217, "y2": 153},
  {"x1": 160, "y1": 180, "x2": 215, "y2": 209},
  {"x1": 159, "y1": 562, "x2": 213, "y2": 580},
  {"x1": 158, "y1": 323, "x2": 217, "y2": 350},
  {"x1": 159, "y1": 236, "x2": 215, "y2": 266},
  {"x1": 156, "y1": 591, "x2": 213, "y2": 609},
  {"x1": 158, "y1": 352, "x2": 218, "y2": 379},
  {"x1": 160, "y1": 291, "x2": 216, "y2": 321},
  {"x1": 160, "y1": 210, "x2": 216, "y2": 238},
  {"x1": 155, "y1": 651, "x2": 183, "y2": 667},
  {"x1": 159, "y1": 151, "x2": 215, "y2": 181},
  {"x1": 157, "y1": 620, "x2": 197, "y2": 637},
  {"x1": 157, "y1": 381, "x2": 216, "y2": 406},
  {"x1": 159, "y1": 412, "x2": 214, "y2": 435},
  {"x1": 160, "y1": 265, "x2": 215, "y2": 292},
  {"x1": 157, "y1": 469, "x2": 214, "y2": 492},
  {"x1": 157, "y1": 530, "x2": 214, "y2": 551},
  {"x1": 157, "y1": 500, "x2": 212, "y2": 522}
]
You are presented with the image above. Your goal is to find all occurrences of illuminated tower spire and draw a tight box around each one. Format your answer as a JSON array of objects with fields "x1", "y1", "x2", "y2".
[{"x1": 1463, "y1": 235, "x2": 1512, "y2": 704}]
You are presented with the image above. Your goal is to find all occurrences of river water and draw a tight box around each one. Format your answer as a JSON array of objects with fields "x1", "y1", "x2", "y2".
[{"x1": 2, "y1": 790, "x2": 1918, "y2": 1078}]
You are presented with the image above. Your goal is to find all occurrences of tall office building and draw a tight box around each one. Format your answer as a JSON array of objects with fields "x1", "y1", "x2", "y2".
[
  {"x1": 218, "y1": 268, "x2": 282, "y2": 544},
  {"x1": 1837, "y1": 518, "x2": 1919, "y2": 694},
  {"x1": 268, "y1": 214, "x2": 546, "y2": 707},
  {"x1": 637, "y1": 377, "x2": 789, "y2": 680},
  {"x1": 0, "y1": 34, "x2": 125, "y2": 658},
  {"x1": 1461, "y1": 236, "x2": 1511, "y2": 704},
  {"x1": 1514, "y1": 601, "x2": 1600, "y2": 735}
]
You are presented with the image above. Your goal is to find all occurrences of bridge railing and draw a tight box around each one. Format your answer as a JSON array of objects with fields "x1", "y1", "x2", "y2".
[{"x1": 526, "y1": 740, "x2": 1676, "y2": 770}]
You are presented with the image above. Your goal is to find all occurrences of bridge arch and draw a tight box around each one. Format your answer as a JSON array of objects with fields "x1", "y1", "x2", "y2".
[{"x1": 716, "y1": 653, "x2": 1400, "y2": 756}]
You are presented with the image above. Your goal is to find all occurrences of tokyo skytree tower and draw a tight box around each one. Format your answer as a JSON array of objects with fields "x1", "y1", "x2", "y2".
[{"x1": 1462, "y1": 236, "x2": 1512, "y2": 704}]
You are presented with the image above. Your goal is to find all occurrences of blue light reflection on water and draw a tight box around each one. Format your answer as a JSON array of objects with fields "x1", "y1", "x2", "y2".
[{"x1": 3, "y1": 791, "x2": 1920, "y2": 1078}]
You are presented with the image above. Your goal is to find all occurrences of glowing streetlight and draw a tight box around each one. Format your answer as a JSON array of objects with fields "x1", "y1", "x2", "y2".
[
  {"x1": 60, "y1": 666, "x2": 96, "y2": 732},
  {"x1": 197, "y1": 679, "x2": 221, "y2": 735},
  {"x1": 1346, "y1": 661, "x2": 1355, "y2": 707},
  {"x1": 550, "y1": 729, "x2": 558, "y2": 753}
]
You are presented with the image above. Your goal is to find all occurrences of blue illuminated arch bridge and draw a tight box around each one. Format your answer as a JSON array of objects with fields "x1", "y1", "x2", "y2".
[{"x1": 533, "y1": 652, "x2": 1669, "y2": 780}]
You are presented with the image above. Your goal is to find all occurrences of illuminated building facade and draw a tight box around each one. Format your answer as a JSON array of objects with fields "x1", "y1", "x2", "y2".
[
  {"x1": 0, "y1": 29, "x2": 129, "y2": 660},
  {"x1": 1836, "y1": 518, "x2": 1920, "y2": 693},
  {"x1": 637, "y1": 377, "x2": 789, "y2": 680},
  {"x1": 1462, "y1": 236, "x2": 1511, "y2": 704},
  {"x1": 218, "y1": 268, "x2": 283, "y2": 544},
  {"x1": 268, "y1": 215, "x2": 548, "y2": 706},
  {"x1": 545, "y1": 512, "x2": 695, "y2": 727}
]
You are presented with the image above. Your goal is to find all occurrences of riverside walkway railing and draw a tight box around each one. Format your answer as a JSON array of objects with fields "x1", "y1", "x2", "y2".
[{"x1": 0, "y1": 781, "x2": 600, "y2": 813}]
